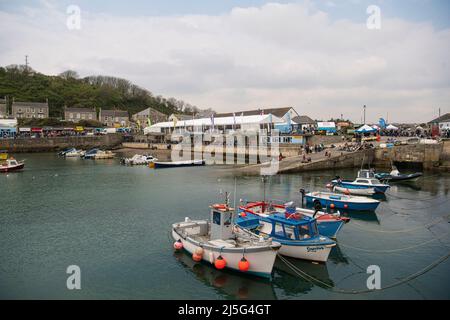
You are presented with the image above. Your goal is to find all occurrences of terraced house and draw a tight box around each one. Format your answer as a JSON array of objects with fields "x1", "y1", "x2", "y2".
[
  {"x1": 12, "y1": 99, "x2": 49, "y2": 119},
  {"x1": 64, "y1": 107, "x2": 97, "y2": 122},
  {"x1": 99, "y1": 109, "x2": 129, "y2": 127}
]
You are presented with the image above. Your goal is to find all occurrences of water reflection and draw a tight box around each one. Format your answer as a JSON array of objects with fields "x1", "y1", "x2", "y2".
[
  {"x1": 173, "y1": 251, "x2": 278, "y2": 299},
  {"x1": 273, "y1": 257, "x2": 333, "y2": 295}
]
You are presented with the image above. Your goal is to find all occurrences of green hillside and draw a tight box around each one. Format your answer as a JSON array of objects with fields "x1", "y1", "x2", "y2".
[{"x1": 0, "y1": 65, "x2": 203, "y2": 118}]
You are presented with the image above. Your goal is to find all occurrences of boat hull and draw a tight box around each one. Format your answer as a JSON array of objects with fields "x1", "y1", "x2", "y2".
[
  {"x1": 0, "y1": 163, "x2": 24, "y2": 173},
  {"x1": 337, "y1": 181, "x2": 389, "y2": 194},
  {"x1": 277, "y1": 241, "x2": 334, "y2": 262},
  {"x1": 172, "y1": 229, "x2": 278, "y2": 279},
  {"x1": 154, "y1": 160, "x2": 205, "y2": 168},
  {"x1": 375, "y1": 172, "x2": 422, "y2": 182},
  {"x1": 305, "y1": 195, "x2": 380, "y2": 211}
]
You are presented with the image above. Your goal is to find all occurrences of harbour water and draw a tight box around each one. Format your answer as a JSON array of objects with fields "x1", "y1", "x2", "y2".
[{"x1": 1, "y1": 153, "x2": 449, "y2": 299}]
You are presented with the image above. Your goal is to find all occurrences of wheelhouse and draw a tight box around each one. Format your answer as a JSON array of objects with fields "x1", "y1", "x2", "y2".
[{"x1": 269, "y1": 214, "x2": 319, "y2": 241}]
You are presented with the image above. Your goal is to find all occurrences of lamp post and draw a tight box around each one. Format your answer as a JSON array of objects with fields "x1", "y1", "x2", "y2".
[{"x1": 363, "y1": 105, "x2": 366, "y2": 124}]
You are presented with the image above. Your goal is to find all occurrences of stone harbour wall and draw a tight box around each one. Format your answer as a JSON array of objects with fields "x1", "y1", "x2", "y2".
[{"x1": 0, "y1": 134, "x2": 123, "y2": 153}]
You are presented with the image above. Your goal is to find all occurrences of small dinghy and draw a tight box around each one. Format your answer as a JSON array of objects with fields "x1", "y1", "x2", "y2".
[
  {"x1": 172, "y1": 204, "x2": 281, "y2": 278},
  {"x1": 121, "y1": 154, "x2": 157, "y2": 165},
  {"x1": 332, "y1": 185, "x2": 376, "y2": 196},
  {"x1": 0, "y1": 157, "x2": 25, "y2": 173},
  {"x1": 151, "y1": 159, "x2": 205, "y2": 168},
  {"x1": 305, "y1": 191, "x2": 380, "y2": 211},
  {"x1": 375, "y1": 166, "x2": 422, "y2": 182},
  {"x1": 236, "y1": 213, "x2": 336, "y2": 262},
  {"x1": 239, "y1": 200, "x2": 349, "y2": 239}
]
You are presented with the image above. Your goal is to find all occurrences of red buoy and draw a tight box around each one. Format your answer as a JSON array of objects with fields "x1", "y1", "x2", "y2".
[
  {"x1": 214, "y1": 255, "x2": 227, "y2": 269},
  {"x1": 330, "y1": 203, "x2": 335, "y2": 209},
  {"x1": 238, "y1": 257, "x2": 250, "y2": 272},
  {"x1": 240, "y1": 212, "x2": 247, "y2": 217},
  {"x1": 173, "y1": 240, "x2": 183, "y2": 250},
  {"x1": 344, "y1": 204, "x2": 349, "y2": 209}
]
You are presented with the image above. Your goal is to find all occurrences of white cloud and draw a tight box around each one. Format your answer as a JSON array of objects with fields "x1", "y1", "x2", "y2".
[{"x1": 0, "y1": 2, "x2": 449, "y2": 122}]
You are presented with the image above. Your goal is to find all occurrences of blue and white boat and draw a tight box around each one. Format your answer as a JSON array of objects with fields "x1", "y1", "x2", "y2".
[
  {"x1": 236, "y1": 213, "x2": 336, "y2": 262},
  {"x1": 239, "y1": 201, "x2": 349, "y2": 239},
  {"x1": 305, "y1": 191, "x2": 380, "y2": 211},
  {"x1": 331, "y1": 170, "x2": 390, "y2": 194}
]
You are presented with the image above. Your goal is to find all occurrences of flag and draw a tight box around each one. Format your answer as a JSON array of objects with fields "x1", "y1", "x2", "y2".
[
  {"x1": 147, "y1": 117, "x2": 151, "y2": 127},
  {"x1": 173, "y1": 115, "x2": 178, "y2": 128},
  {"x1": 233, "y1": 112, "x2": 236, "y2": 128},
  {"x1": 136, "y1": 119, "x2": 141, "y2": 129},
  {"x1": 379, "y1": 118, "x2": 386, "y2": 129}
]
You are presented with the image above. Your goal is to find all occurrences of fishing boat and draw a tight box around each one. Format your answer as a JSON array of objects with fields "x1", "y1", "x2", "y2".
[
  {"x1": 120, "y1": 154, "x2": 157, "y2": 165},
  {"x1": 0, "y1": 157, "x2": 25, "y2": 173},
  {"x1": 151, "y1": 159, "x2": 205, "y2": 168},
  {"x1": 331, "y1": 170, "x2": 390, "y2": 194},
  {"x1": 236, "y1": 213, "x2": 336, "y2": 262},
  {"x1": 172, "y1": 203, "x2": 281, "y2": 279},
  {"x1": 82, "y1": 149, "x2": 114, "y2": 159},
  {"x1": 304, "y1": 191, "x2": 380, "y2": 211},
  {"x1": 64, "y1": 148, "x2": 85, "y2": 158},
  {"x1": 58, "y1": 148, "x2": 73, "y2": 156},
  {"x1": 238, "y1": 201, "x2": 349, "y2": 239},
  {"x1": 374, "y1": 166, "x2": 422, "y2": 182}
]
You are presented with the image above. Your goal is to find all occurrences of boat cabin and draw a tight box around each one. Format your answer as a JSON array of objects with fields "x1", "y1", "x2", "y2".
[
  {"x1": 354, "y1": 178, "x2": 382, "y2": 185},
  {"x1": 267, "y1": 214, "x2": 319, "y2": 241},
  {"x1": 210, "y1": 205, "x2": 234, "y2": 240},
  {"x1": 357, "y1": 169, "x2": 376, "y2": 179}
]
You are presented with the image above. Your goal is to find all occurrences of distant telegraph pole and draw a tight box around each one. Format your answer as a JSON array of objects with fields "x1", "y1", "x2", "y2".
[{"x1": 25, "y1": 55, "x2": 29, "y2": 72}]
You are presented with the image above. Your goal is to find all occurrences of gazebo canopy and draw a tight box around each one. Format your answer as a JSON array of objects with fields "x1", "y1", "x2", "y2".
[
  {"x1": 386, "y1": 124, "x2": 399, "y2": 130},
  {"x1": 356, "y1": 124, "x2": 376, "y2": 133}
]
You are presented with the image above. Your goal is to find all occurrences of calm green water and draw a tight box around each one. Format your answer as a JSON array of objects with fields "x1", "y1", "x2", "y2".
[{"x1": 1, "y1": 153, "x2": 449, "y2": 299}]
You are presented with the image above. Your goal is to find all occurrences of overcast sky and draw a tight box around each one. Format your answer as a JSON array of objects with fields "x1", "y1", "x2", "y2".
[{"x1": 0, "y1": 0, "x2": 449, "y2": 123}]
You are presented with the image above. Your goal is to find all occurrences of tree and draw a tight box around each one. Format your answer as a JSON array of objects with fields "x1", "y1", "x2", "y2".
[{"x1": 59, "y1": 70, "x2": 79, "y2": 80}]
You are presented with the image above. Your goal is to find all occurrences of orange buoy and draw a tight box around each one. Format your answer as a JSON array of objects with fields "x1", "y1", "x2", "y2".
[
  {"x1": 214, "y1": 255, "x2": 227, "y2": 269},
  {"x1": 238, "y1": 257, "x2": 250, "y2": 272},
  {"x1": 173, "y1": 240, "x2": 183, "y2": 250},
  {"x1": 192, "y1": 253, "x2": 202, "y2": 262},
  {"x1": 330, "y1": 203, "x2": 335, "y2": 209},
  {"x1": 240, "y1": 212, "x2": 247, "y2": 217}
]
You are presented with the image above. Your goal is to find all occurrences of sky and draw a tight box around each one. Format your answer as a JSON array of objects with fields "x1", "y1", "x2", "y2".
[{"x1": 0, "y1": 0, "x2": 449, "y2": 123}]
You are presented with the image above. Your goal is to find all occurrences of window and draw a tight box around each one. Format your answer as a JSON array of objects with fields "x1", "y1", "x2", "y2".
[
  {"x1": 356, "y1": 179, "x2": 369, "y2": 184},
  {"x1": 70, "y1": 113, "x2": 73, "y2": 119},
  {"x1": 298, "y1": 224, "x2": 311, "y2": 239},
  {"x1": 213, "y1": 211, "x2": 221, "y2": 225},
  {"x1": 89, "y1": 114, "x2": 93, "y2": 120},
  {"x1": 76, "y1": 113, "x2": 80, "y2": 119}
]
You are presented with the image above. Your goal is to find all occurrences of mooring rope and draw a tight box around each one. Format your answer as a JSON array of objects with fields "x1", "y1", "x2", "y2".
[
  {"x1": 385, "y1": 192, "x2": 443, "y2": 202},
  {"x1": 276, "y1": 251, "x2": 450, "y2": 294},
  {"x1": 385, "y1": 198, "x2": 450, "y2": 210},
  {"x1": 348, "y1": 216, "x2": 448, "y2": 234},
  {"x1": 337, "y1": 232, "x2": 449, "y2": 253}
]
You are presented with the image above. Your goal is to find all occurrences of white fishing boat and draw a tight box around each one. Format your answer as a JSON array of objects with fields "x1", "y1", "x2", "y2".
[
  {"x1": 64, "y1": 148, "x2": 85, "y2": 158},
  {"x1": 172, "y1": 204, "x2": 281, "y2": 279},
  {"x1": 120, "y1": 154, "x2": 157, "y2": 165}
]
